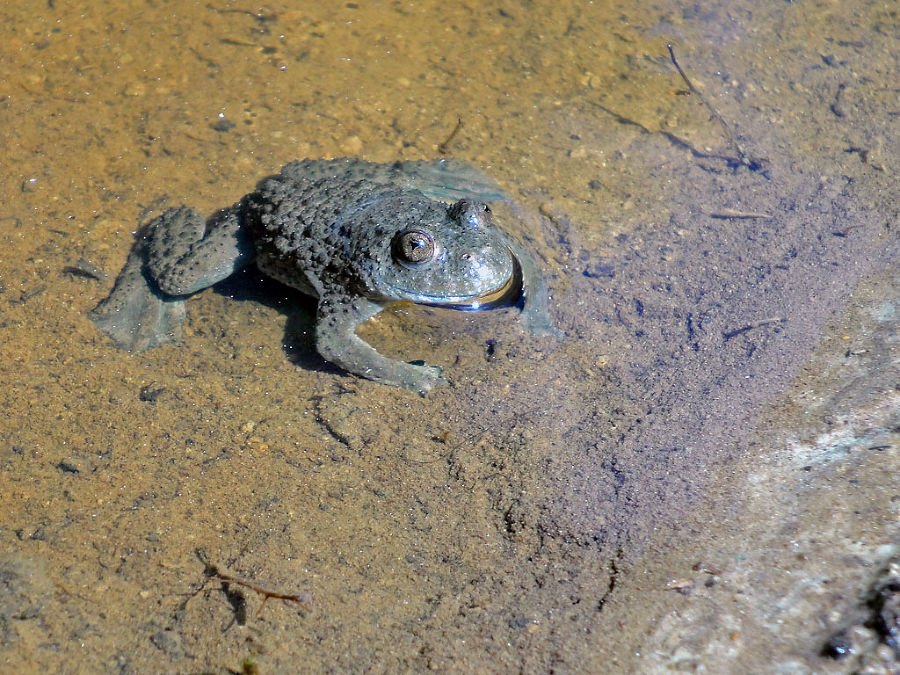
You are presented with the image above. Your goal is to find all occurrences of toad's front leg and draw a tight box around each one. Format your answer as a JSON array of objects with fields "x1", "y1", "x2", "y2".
[{"x1": 315, "y1": 293, "x2": 446, "y2": 393}]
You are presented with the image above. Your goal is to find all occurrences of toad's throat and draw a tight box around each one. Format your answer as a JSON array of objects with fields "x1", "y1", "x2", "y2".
[{"x1": 423, "y1": 255, "x2": 522, "y2": 311}]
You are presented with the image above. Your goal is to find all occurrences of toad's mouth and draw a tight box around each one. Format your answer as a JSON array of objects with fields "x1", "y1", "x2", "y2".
[{"x1": 422, "y1": 255, "x2": 522, "y2": 311}]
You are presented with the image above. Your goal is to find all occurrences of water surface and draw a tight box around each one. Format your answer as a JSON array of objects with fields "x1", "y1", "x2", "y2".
[{"x1": 1, "y1": 0, "x2": 898, "y2": 671}]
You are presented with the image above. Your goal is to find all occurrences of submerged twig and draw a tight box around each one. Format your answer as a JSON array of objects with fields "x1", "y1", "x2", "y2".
[
  {"x1": 197, "y1": 549, "x2": 311, "y2": 617},
  {"x1": 588, "y1": 100, "x2": 745, "y2": 166},
  {"x1": 703, "y1": 208, "x2": 773, "y2": 220},
  {"x1": 667, "y1": 44, "x2": 764, "y2": 171},
  {"x1": 588, "y1": 45, "x2": 766, "y2": 170},
  {"x1": 438, "y1": 116, "x2": 464, "y2": 155},
  {"x1": 62, "y1": 258, "x2": 106, "y2": 281},
  {"x1": 723, "y1": 316, "x2": 786, "y2": 341}
]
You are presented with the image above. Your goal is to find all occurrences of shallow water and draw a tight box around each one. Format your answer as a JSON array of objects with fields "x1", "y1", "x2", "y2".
[{"x1": 1, "y1": 0, "x2": 898, "y2": 671}]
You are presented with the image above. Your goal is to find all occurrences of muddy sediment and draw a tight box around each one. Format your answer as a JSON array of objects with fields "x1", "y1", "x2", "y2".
[{"x1": 0, "y1": 0, "x2": 897, "y2": 671}]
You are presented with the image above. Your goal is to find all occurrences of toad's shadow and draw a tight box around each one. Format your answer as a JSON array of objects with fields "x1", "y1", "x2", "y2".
[{"x1": 211, "y1": 265, "x2": 344, "y2": 377}]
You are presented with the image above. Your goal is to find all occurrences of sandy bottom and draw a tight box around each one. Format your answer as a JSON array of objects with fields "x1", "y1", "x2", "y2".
[{"x1": 0, "y1": 0, "x2": 897, "y2": 671}]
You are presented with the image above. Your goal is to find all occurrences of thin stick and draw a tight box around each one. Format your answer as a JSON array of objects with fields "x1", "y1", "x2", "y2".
[
  {"x1": 438, "y1": 116, "x2": 464, "y2": 155},
  {"x1": 723, "y1": 317, "x2": 786, "y2": 341},
  {"x1": 212, "y1": 570, "x2": 312, "y2": 616},
  {"x1": 196, "y1": 549, "x2": 311, "y2": 616},
  {"x1": 704, "y1": 208, "x2": 773, "y2": 220},
  {"x1": 667, "y1": 44, "x2": 759, "y2": 170}
]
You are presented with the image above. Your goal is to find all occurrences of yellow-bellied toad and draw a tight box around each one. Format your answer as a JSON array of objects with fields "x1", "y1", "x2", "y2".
[{"x1": 90, "y1": 159, "x2": 556, "y2": 392}]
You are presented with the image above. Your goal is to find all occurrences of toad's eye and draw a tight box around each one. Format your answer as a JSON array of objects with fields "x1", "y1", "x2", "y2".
[{"x1": 392, "y1": 230, "x2": 436, "y2": 266}]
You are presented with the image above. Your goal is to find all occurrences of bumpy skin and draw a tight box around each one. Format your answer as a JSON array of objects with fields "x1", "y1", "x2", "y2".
[{"x1": 90, "y1": 159, "x2": 556, "y2": 392}]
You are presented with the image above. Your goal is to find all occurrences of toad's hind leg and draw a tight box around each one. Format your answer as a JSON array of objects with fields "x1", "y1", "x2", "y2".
[
  {"x1": 391, "y1": 159, "x2": 507, "y2": 203},
  {"x1": 90, "y1": 206, "x2": 254, "y2": 352},
  {"x1": 145, "y1": 206, "x2": 255, "y2": 296},
  {"x1": 89, "y1": 240, "x2": 187, "y2": 352}
]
